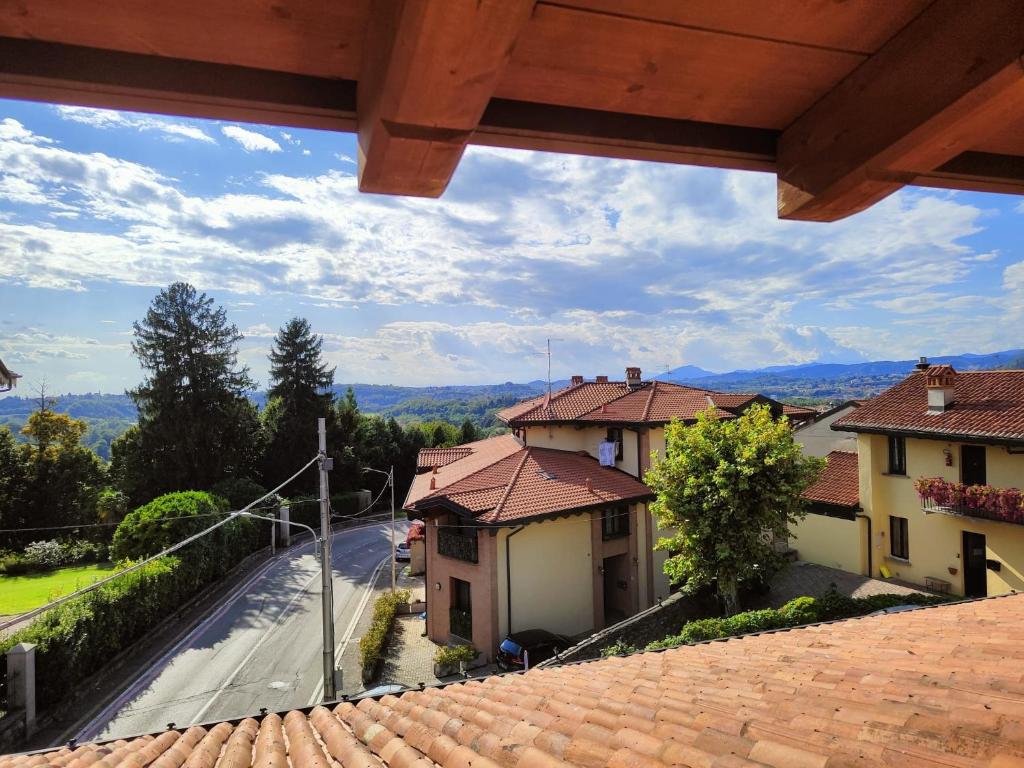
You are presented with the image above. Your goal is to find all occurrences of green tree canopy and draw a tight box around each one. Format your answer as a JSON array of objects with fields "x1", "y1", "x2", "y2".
[
  {"x1": 126, "y1": 283, "x2": 261, "y2": 504},
  {"x1": 645, "y1": 404, "x2": 824, "y2": 615},
  {"x1": 111, "y1": 490, "x2": 228, "y2": 561},
  {"x1": 263, "y1": 317, "x2": 335, "y2": 491}
]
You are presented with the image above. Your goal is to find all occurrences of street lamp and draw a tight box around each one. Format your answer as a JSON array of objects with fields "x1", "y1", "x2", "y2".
[{"x1": 363, "y1": 465, "x2": 396, "y2": 592}]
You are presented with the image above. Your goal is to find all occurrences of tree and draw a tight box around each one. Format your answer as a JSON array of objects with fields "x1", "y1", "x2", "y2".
[
  {"x1": 262, "y1": 318, "x2": 335, "y2": 491},
  {"x1": 126, "y1": 283, "x2": 261, "y2": 504},
  {"x1": 458, "y1": 417, "x2": 478, "y2": 445},
  {"x1": 0, "y1": 426, "x2": 27, "y2": 543},
  {"x1": 21, "y1": 408, "x2": 88, "y2": 459},
  {"x1": 645, "y1": 404, "x2": 823, "y2": 615}
]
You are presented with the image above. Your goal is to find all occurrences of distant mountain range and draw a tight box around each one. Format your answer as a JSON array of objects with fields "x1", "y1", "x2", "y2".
[{"x1": 3, "y1": 348, "x2": 1022, "y2": 457}]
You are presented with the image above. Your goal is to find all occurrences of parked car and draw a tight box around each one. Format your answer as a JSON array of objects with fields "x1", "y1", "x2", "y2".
[
  {"x1": 496, "y1": 629, "x2": 571, "y2": 671},
  {"x1": 395, "y1": 541, "x2": 411, "y2": 562}
]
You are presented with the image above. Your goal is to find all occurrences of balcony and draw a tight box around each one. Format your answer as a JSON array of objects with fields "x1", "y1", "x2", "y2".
[
  {"x1": 916, "y1": 477, "x2": 1024, "y2": 525},
  {"x1": 438, "y1": 528, "x2": 479, "y2": 563}
]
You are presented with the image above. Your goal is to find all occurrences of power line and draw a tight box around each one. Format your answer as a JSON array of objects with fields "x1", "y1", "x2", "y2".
[{"x1": 0, "y1": 454, "x2": 321, "y2": 633}]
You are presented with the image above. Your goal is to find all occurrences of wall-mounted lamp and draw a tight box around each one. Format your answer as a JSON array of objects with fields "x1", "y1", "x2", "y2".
[
  {"x1": 943, "y1": 448, "x2": 953, "y2": 467},
  {"x1": 434, "y1": 582, "x2": 442, "y2": 591},
  {"x1": 597, "y1": 566, "x2": 605, "y2": 575}
]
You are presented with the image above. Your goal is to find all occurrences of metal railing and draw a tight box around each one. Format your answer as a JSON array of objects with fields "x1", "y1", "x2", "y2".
[
  {"x1": 438, "y1": 528, "x2": 479, "y2": 563},
  {"x1": 921, "y1": 496, "x2": 1024, "y2": 525},
  {"x1": 449, "y1": 607, "x2": 473, "y2": 641}
]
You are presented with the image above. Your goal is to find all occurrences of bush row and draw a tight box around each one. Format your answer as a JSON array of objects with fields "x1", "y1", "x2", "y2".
[
  {"x1": 0, "y1": 540, "x2": 108, "y2": 576},
  {"x1": 603, "y1": 588, "x2": 949, "y2": 656},
  {"x1": 0, "y1": 491, "x2": 269, "y2": 711},
  {"x1": 358, "y1": 589, "x2": 410, "y2": 683}
]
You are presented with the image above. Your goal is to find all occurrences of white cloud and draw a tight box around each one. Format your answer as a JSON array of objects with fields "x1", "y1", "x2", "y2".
[
  {"x1": 55, "y1": 106, "x2": 217, "y2": 144},
  {"x1": 221, "y1": 126, "x2": 282, "y2": 152}
]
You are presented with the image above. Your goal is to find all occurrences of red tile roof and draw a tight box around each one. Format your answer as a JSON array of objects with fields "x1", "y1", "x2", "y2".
[
  {"x1": 16, "y1": 595, "x2": 1024, "y2": 768},
  {"x1": 498, "y1": 380, "x2": 794, "y2": 426},
  {"x1": 834, "y1": 369, "x2": 1024, "y2": 442},
  {"x1": 782, "y1": 403, "x2": 818, "y2": 421},
  {"x1": 405, "y1": 434, "x2": 523, "y2": 508},
  {"x1": 416, "y1": 446, "x2": 473, "y2": 470},
  {"x1": 801, "y1": 450, "x2": 859, "y2": 508},
  {"x1": 408, "y1": 446, "x2": 653, "y2": 523}
]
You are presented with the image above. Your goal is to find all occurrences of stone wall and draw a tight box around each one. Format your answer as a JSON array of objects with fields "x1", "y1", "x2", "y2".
[{"x1": 543, "y1": 591, "x2": 714, "y2": 665}]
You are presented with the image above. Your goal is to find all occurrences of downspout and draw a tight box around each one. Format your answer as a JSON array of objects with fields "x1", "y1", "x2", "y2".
[
  {"x1": 506, "y1": 525, "x2": 526, "y2": 634},
  {"x1": 856, "y1": 511, "x2": 871, "y2": 577}
]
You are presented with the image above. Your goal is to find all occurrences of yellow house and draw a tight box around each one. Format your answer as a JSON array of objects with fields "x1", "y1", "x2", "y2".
[
  {"x1": 404, "y1": 367, "x2": 809, "y2": 660},
  {"x1": 793, "y1": 362, "x2": 1024, "y2": 598}
]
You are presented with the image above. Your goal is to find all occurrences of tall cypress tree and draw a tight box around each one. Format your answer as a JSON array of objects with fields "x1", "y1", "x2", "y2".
[
  {"x1": 263, "y1": 317, "x2": 336, "y2": 489},
  {"x1": 127, "y1": 282, "x2": 260, "y2": 502}
]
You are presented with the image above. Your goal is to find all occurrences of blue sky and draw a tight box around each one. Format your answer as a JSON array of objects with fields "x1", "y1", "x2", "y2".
[{"x1": 0, "y1": 98, "x2": 1022, "y2": 396}]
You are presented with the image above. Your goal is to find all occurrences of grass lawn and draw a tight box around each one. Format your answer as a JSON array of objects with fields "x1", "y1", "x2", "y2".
[{"x1": 0, "y1": 563, "x2": 116, "y2": 615}]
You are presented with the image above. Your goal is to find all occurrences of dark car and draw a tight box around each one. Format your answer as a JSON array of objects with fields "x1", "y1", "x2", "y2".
[{"x1": 496, "y1": 629, "x2": 571, "y2": 671}]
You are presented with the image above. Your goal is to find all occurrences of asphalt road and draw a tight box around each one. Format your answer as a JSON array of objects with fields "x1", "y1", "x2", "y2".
[{"x1": 79, "y1": 521, "x2": 405, "y2": 741}]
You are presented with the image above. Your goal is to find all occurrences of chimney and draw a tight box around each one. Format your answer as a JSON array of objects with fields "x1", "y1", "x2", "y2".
[
  {"x1": 570, "y1": 375, "x2": 584, "y2": 386},
  {"x1": 925, "y1": 365, "x2": 956, "y2": 414},
  {"x1": 429, "y1": 476, "x2": 437, "y2": 490},
  {"x1": 626, "y1": 366, "x2": 642, "y2": 389},
  {"x1": 915, "y1": 356, "x2": 930, "y2": 371},
  {"x1": 596, "y1": 375, "x2": 609, "y2": 383}
]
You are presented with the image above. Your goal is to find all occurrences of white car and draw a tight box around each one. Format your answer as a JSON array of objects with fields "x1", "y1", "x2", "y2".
[{"x1": 395, "y1": 541, "x2": 411, "y2": 562}]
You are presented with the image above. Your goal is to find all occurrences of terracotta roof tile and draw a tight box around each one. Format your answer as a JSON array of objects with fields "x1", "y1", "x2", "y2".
[
  {"x1": 498, "y1": 382, "x2": 632, "y2": 424},
  {"x1": 405, "y1": 434, "x2": 523, "y2": 508},
  {"x1": 576, "y1": 381, "x2": 736, "y2": 424},
  {"x1": 834, "y1": 370, "x2": 1024, "y2": 441},
  {"x1": 408, "y1": 446, "x2": 654, "y2": 523},
  {"x1": 801, "y1": 451, "x2": 859, "y2": 508},
  {"x1": 417, "y1": 447, "x2": 473, "y2": 470},
  {"x1": 22, "y1": 596, "x2": 1024, "y2": 768}
]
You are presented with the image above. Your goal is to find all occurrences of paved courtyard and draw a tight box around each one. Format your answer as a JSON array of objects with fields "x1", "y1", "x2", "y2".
[{"x1": 753, "y1": 561, "x2": 934, "y2": 609}]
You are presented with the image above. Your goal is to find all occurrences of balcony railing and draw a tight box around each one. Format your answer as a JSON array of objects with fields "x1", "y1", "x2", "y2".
[
  {"x1": 449, "y1": 607, "x2": 473, "y2": 641},
  {"x1": 438, "y1": 528, "x2": 479, "y2": 563},
  {"x1": 916, "y1": 477, "x2": 1024, "y2": 525}
]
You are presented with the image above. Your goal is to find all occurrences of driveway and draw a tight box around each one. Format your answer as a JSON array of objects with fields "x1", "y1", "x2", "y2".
[{"x1": 77, "y1": 520, "x2": 406, "y2": 741}]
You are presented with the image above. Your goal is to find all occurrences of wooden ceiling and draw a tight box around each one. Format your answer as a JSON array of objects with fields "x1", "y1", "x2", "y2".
[{"x1": 0, "y1": 0, "x2": 1021, "y2": 220}]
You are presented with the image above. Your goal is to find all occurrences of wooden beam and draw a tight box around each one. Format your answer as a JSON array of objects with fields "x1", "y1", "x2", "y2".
[
  {"x1": 474, "y1": 99, "x2": 778, "y2": 172},
  {"x1": 912, "y1": 151, "x2": 1024, "y2": 196},
  {"x1": 777, "y1": 0, "x2": 1024, "y2": 222},
  {"x1": 357, "y1": 0, "x2": 536, "y2": 197},
  {"x1": 0, "y1": 37, "x2": 357, "y2": 132}
]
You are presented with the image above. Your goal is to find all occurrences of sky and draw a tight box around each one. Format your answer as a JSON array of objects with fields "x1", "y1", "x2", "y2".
[{"x1": 0, "y1": 98, "x2": 1022, "y2": 396}]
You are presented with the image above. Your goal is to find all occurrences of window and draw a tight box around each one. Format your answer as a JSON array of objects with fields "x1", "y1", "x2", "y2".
[
  {"x1": 961, "y1": 445, "x2": 987, "y2": 486},
  {"x1": 887, "y1": 435, "x2": 906, "y2": 475},
  {"x1": 602, "y1": 506, "x2": 630, "y2": 540},
  {"x1": 606, "y1": 428, "x2": 624, "y2": 461},
  {"x1": 890, "y1": 516, "x2": 909, "y2": 560}
]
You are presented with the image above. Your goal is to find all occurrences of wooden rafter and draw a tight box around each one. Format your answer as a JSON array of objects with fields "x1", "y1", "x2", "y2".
[
  {"x1": 356, "y1": 0, "x2": 537, "y2": 197},
  {"x1": 776, "y1": 0, "x2": 1024, "y2": 222}
]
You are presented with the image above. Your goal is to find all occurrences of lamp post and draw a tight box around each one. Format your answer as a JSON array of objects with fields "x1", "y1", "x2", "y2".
[{"x1": 363, "y1": 465, "x2": 396, "y2": 592}]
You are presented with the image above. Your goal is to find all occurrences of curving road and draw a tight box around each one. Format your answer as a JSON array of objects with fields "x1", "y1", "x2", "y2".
[{"x1": 79, "y1": 521, "x2": 404, "y2": 741}]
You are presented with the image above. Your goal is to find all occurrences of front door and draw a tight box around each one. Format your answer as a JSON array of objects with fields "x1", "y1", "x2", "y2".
[
  {"x1": 962, "y1": 531, "x2": 987, "y2": 598},
  {"x1": 450, "y1": 577, "x2": 473, "y2": 640}
]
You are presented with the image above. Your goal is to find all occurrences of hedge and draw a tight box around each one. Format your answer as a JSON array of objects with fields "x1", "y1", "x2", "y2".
[
  {"x1": 640, "y1": 588, "x2": 948, "y2": 652},
  {"x1": 0, "y1": 491, "x2": 269, "y2": 712},
  {"x1": 358, "y1": 589, "x2": 410, "y2": 682}
]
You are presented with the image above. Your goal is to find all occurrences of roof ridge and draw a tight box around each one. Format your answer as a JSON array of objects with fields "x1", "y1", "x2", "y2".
[
  {"x1": 492, "y1": 449, "x2": 531, "y2": 517},
  {"x1": 641, "y1": 380, "x2": 658, "y2": 421}
]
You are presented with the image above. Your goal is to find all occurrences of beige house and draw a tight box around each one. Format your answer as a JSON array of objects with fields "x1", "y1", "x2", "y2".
[
  {"x1": 405, "y1": 367, "x2": 805, "y2": 660},
  {"x1": 790, "y1": 363, "x2": 1024, "y2": 598}
]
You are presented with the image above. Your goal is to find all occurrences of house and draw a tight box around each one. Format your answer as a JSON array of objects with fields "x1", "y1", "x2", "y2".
[
  {"x1": 793, "y1": 400, "x2": 862, "y2": 458},
  {"x1": 0, "y1": 357, "x2": 21, "y2": 393},
  {"x1": 11, "y1": 595, "x2": 1024, "y2": 767},
  {"x1": 790, "y1": 450, "x2": 864, "y2": 574},
  {"x1": 405, "y1": 368, "x2": 801, "y2": 660},
  {"x1": 799, "y1": 362, "x2": 1024, "y2": 598}
]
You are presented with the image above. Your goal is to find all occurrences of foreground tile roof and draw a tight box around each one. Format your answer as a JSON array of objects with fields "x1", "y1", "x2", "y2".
[
  {"x1": 801, "y1": 450, "x2": 860, "y2": 508},
  {"x1": 12, "y1": 595, "x2": 1024, "y2": 767},
  {"x1": 405, "y1": 434, "x2": 523, "y2": 508},
  {"x1": 407, "y1": 446, "x2": 654, "y2": 523},
  {"x1": 834, "y1": 369, "x2": 1024, "y2": 442}
]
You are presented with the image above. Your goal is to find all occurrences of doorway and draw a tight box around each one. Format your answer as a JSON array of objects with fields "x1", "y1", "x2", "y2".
[
  {"x1": 962, "y1": 531, "x2": 987, "y2": 598},
  {"x1": 450, "y1": 577, "x2": 473, "y2": 640},
  {"x1": 602, "y1": 554, "x2": 630, "y2": 625}
]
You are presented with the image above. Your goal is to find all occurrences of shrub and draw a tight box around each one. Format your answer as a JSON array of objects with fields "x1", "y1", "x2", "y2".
[
  {"x1": 0, "y1": 553, "x2": 34, "y2": 575},
  {"x1": 23, "y1": 540, "x2": 66, "y2": 570},
  {"x1": 111, "y1": 491, "x2": 231, "y2": 561},
  {"x1": 209, "y1": 477, "x2": 270, "y2": 511},
  {"x1": 434, "y1": 644, "x2": 476, "y2": 667},
  {"x1": 358, "y1": 589, "x2": 410, "y2": 680},
  {"x1": 600, "y1": 639, "x2": 639, "y2": 657}
]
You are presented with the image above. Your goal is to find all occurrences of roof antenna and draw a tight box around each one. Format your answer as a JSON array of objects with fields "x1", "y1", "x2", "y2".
[{"x1": 547, "y1": 338, "x2": 552, "y2": 403}]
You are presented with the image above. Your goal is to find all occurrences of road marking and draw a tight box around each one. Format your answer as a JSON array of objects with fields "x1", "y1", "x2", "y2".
[
  {"x1": 307, "y1": 554, "x2": 389, "y2": 706},
  {"x1": 80, "y1": 521, "x2": 393, "y2": 740}
]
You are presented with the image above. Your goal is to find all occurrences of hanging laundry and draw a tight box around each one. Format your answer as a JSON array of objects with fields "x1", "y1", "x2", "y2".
[{"x1": 598, "y1": 440, "x2": 617, "y2": 466}]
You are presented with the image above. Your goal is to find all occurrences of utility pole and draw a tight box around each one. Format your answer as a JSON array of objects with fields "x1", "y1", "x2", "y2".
[
  {"x1": 389, "y1": 465, "x2": 396, "y2": 593},
  {"x1": 318, "y1": 418, "x2": 336, "y2": 700}
]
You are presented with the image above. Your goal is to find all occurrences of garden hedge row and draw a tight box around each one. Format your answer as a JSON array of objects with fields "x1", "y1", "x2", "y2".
[
  {"x1": 0, "y1": 491, "x2": 268, "y2": 711},
  {"x1": 358, "y1": 589, "x2": 410, "y2": 683}
]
